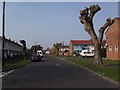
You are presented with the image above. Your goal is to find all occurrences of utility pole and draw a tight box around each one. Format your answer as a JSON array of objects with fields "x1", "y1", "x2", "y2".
[{"x1": 2, "y1": 1, "x2": 5, "y2": 67}]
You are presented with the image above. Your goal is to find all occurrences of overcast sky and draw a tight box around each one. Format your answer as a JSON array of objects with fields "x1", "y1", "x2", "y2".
[{"x1": 0, "y1": 1, "x2": 118, "y2": 49}]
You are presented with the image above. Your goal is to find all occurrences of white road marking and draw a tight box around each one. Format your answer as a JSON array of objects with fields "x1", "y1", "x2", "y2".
[
  {"x1": 58, "y1": 58, "x2": 66, "y2": 60},
  {"x1": 42, "y1": 58, "x2": 46, "y2": 60},
  {"x1": 0, "y1": 70, "x2": 14, "y2": 78},
  {"x1": 56, "y1": 63, "x2": 64, "y2": 68},
  {"x1": 56, "y1": 63, "x2": 60, "y2": 67}
]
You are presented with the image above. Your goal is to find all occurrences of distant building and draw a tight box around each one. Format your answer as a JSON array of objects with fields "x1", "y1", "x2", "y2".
[
  {"x1": 69, "y1": 40, "x2": 94, "y2": 56},
  {"x1": 69, "y1": 40, "x2": 106, "y2": 56},
  {"x1": 59, "y1": 45, "x2": 69, "y2": 52},
  {"x1": 0, "y1": 36, "x2": 23, "y2": 58},
  {"x1": 105, "y1": 17, "x2": 120, "y2": 60},
  {"x1": 59, "y1": 45, "x2": 69, "y2": 56}
]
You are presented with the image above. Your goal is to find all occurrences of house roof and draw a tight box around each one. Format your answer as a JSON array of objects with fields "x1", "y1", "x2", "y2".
[
  {"x1": 70, "y1": 40, "x2": 93, "y2": 45},
  {"x1": 63, "y1": 45, "x2": 69, "y2": 48},
  {"x1": 0, "y1": 36, "x2": 23, "y2": 47},
  {"x1": 105, "y1": 17, "x2": 120, "y2": 34},
  {"x1": 70, "y1": 40, "x2": 106, "y2": 45}
]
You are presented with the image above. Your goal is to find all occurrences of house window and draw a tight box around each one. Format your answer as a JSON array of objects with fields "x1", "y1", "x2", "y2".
[
  {"x1": 115, "y1": 46, "x2": 118, "y2": 51},
  {"x1": 109, "y1": 46, "x2": 112, "y2": 51}
]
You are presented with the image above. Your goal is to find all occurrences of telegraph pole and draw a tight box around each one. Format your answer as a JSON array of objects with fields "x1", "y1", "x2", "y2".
[{"x1": 2, "y1": 1, "x2": 5, "y2": 67}]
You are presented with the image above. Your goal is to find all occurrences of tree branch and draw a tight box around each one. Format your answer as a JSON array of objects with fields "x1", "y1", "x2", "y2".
[
  {"x1": 98, "y1": 18, "x2": 114, "y2": 43},
  {"x1": 79, "y1": 5, "x2": 98, "y2": 41},
  {"x1": 89, "y1": 4, "x2": 101, "y2": 20},
  {"x1": 79, "y1": 7, "x2": 89, "y2": 24}
]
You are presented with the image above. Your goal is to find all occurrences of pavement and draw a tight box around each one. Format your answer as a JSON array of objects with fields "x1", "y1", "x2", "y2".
[{"x1": 2, "y1": 55, "x2": 119, "y2": 88}]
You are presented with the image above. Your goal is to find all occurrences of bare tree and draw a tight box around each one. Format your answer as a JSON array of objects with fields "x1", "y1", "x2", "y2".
[
  {"x1": 54, "y1": 43, "x2": 62, "y2": 56},
  {"x1": 79, "y1": 4, "x2": 114, "y2": 66},
  {"x1": 20, "y1": 40, "x2": 27, "y2": 59}
]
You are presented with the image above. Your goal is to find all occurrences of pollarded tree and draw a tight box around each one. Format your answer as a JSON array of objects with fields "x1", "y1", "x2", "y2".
[
  {"x1": 79, "y1": 4, "x2": 114, "y2": 66},
  {"x1": 50, "y1": 46, "x2": 57, "y2": 55},
  {"x1": 54, "y1": 43, "x2": 62, "y2": 56},
  {"x1": 20, "y1": 40, "x2": 27, "y2": 59}
]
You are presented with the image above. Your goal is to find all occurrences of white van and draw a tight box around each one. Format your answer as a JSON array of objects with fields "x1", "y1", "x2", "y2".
[
  {"x1": 79, "y1": 50, "x2": 94, "y2": 57},
  {"x1": 37, "y1": 50, "x2": 43, "y2": 58}
]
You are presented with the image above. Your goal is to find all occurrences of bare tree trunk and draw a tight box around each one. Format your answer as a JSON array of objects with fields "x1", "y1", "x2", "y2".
[
  {"x1": 62, "y1": 51, "x2": 64, "y2": 56},
  {"x1": 94, "y1": 43, "x2": 103, "y2": 66},
  {"x1": 56, "y1": 51, "x2": 59, "y2": 56},
  {"x1": 23, "y1": 49, "x2": 27, "y2": 60},
  {"x1": 56, "y1": 48, "x2": 59, "y2": 56}
]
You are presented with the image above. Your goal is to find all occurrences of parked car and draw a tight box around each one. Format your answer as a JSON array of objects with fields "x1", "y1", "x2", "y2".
[
  {"x1": 45, "y1": 51, "x2": 50, "y2": 55},
  {"x1": 37, "y1": 50, "x2": 43, "y2": 58},
  {"x1": 31, "y1": 54, "x2": 41, "y2": 62},
  {"x1": 79, "y1": 50, "x2": 94, "y2": 57},
  {"x1": 73, "y1": 51, "x2": 80, "y2": 56}
]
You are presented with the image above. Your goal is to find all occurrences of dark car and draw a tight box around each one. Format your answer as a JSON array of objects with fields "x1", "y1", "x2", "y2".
[{"x1": 31, "y1": 54, "x2": 41, "y2": 62}]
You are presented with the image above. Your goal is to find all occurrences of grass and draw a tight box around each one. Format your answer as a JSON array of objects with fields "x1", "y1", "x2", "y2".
[
  {"x1": 3, "y1": 57, "x2": 31, "y2": 71},
  {"x1": 59, "y1": 56, "x2": 119, "y2": 82}
]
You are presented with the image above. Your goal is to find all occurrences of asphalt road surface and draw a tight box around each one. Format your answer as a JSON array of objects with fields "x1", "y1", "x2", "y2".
[{"x1": 2, "y1": 55, "x2": 118, "y2": 88}]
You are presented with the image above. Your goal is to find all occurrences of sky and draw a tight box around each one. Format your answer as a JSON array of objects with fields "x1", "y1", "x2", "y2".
[{"x1": 0, "y1": 1, "x2": 118, "y2": 49}]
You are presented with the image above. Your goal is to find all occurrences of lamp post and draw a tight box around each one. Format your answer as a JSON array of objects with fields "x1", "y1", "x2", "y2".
[{"x1": 2, "y1": 1, "x2": 5, "y2": 67}]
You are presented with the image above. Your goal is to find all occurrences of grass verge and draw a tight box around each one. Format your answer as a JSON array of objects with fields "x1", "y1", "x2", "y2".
[
  {"x1": 59, "y1": 56, "x2": 119, "y2": 83},
  {"x1": 3, "y1": 57, "x2": 31, "y2": 71}
]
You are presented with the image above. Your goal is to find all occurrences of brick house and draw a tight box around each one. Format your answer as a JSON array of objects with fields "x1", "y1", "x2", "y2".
[{"x1": 105, "y1": 17, "x2": 120, "y2": 60}]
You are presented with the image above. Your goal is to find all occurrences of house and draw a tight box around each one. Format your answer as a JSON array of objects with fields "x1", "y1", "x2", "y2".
[
  {"x1": 105, "y1": 17, "x2": 120, "y2": 60},
  {"x1": 59, "y1": 45, "x2": 69, "y2": 56},
  {"x1": 69, "y1": 40, "x2": 106, "y2": 56},
  {"x1": 59, "y1": 45, "x2": 69, "y2": 52},
  {"x1": 69, "y1": 40, "x2": 94, "y2": 56},
  {"x1": 0, "y1": 36, "x2": 23, "y2": 58}
]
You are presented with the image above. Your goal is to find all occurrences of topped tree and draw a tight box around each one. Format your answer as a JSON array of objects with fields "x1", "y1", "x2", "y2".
[
  {"x1": 20, "y1": 40, "x2": 27, "y2": 59},
  {"x1": 54, "y1": 43, "x2": 62, "y2": 56},
  {"x1": 79, "y1": 4, "x2": 114, "y2": 66}
]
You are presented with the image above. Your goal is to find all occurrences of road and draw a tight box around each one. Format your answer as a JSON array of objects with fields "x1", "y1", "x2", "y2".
[{"x1": 2, "y1": 55, "x2": 118, "y2": 88}]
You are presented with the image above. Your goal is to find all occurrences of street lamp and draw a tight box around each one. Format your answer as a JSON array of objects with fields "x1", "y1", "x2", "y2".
[{"x1": 2, "y1": 1, "x2": 5, "y2": 67}]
